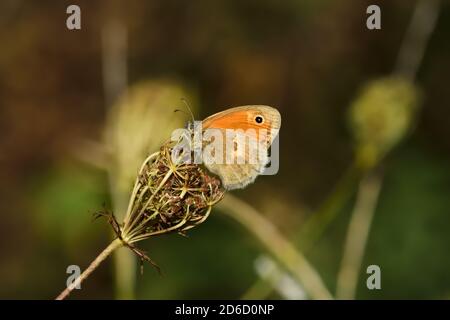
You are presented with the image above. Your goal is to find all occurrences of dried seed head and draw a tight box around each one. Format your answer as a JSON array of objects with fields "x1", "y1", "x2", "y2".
[{"x1": 119, "y1": 139, "x2": 226, "y2": 245}]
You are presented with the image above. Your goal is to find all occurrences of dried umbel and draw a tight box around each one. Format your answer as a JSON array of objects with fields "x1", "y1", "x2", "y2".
[{"x1": 100, "y1": 138, "x2": 225, "y2": 269}]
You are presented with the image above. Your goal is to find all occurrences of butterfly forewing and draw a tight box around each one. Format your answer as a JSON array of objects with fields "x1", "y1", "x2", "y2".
[{"x1": 201, "y1": 105, "x2": 281, "y2": 190}]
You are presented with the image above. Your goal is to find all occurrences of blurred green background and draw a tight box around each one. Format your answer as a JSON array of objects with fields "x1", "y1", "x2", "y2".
[{"x1": 0, "y1": 0, "x2": 449, "y2": 299}]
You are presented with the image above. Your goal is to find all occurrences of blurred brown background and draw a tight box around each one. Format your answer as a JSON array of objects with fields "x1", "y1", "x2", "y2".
[{"x1": 0, "y1": 0, "x2": 449, "y2": 299}]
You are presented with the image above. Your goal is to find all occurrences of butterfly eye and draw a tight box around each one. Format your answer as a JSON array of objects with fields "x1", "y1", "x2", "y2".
[{"x1": 255, "y1": 115, "x2": 264, "y2": 124}]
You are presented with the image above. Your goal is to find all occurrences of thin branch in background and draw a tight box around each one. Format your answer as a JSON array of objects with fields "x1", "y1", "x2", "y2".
[
  {"x1": 102, "y1": 11, "x2": 129, "y2": 215},
  {"x1": 335, "y1": 0, "x2": 441, "y2": 300},
  {"x1": 395, "y1": 0, "x2": 441, "y2": 81},
  {"x1": 218, "y1": 195, "x2": 333, "y2": 300},
  {"x1": 335, "y1": 172, "x2": 383, "y2": 299},
  {"x1": 243, "y1": 256, "x2": 306, "y2": 300},
  {"x1": 101, "y1": 6, "x2": 132, "y2": 299},
  {"x1": 241, "y1": 276, "x2": 275, "y2": 300},
  {"x1": 240, "y1": 161, "x2": 361, "y2": 300},
  {"x1": 298, "y1": 161, "x2": 362, "y2": 252},
  {"x1": 253, "y1": 255, "x2": 306, "y2": 300},
  {"x1": 102, "y1": 18, "x2": 128, "y2": 110}
]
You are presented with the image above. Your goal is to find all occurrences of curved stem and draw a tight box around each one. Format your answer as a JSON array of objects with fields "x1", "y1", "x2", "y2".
[
  {"x1": 219, "y1": 195, "x2": 333, "y2": 300},
  {"x1": 395, "y1": 0, "x2": 441, "y2": 80},
  {"x1": 55, "y1": 238, "x2": 123, "y2": 300},
  {"x1": 240, "y1": 161, "x2": 361, "y2": 300},
  {"x1": 336, "y1": 172, "x2": 383, "y2": 299}
]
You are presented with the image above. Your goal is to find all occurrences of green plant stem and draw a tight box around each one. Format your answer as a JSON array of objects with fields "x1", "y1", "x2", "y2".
[
  {"x1": 240, "y1": 160, "x2": 362, "y2": 300},
  {"x1": 56, "y1": 238, "x2": 123, "y2": 300},
  {"x1": 395, "y1": 0, "x2": 441, "y2": 80},
  {"x1": 113, "y1": 249, "x2": 136, "y2": 299},
  {"x1": 109, "y1": 177, "x2": 136, "y2": 299},
  {"x1": 298, "y1": 160, "x2": 363, "y2": 251},
  {"x1": 336, "y1": 172, "x2": 383, "y2": 299},
  {"x1": 219, "y1": 195, "x2": 333, "y2": 300},
  {"x1": 241, "y1": 277, "x2": 274, "y2": 300}
]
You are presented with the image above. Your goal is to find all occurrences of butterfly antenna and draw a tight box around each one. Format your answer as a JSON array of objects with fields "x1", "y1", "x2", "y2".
[{"x1": 180, "y1": 98, "x2": 195, "y2": 124}]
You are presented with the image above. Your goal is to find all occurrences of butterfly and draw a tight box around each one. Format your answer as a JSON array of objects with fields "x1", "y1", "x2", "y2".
[{"x1": 200, "y1": 105, "x2": 281, "y2": 190}]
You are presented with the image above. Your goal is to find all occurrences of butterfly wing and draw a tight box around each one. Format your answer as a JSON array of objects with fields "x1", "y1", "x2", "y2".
[
  {"x1": 203, "y1": 128, "x2": 270, "y2": 190},
  {"x1": 202, "y1": 105, "x2": 281, "y2": 140},
  {"x1": 202, "y1": 105, "x2": 281, "y2": 190}
]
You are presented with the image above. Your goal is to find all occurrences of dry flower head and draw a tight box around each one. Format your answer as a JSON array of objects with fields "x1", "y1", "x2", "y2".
[{"x1": 98, "y1": 135, "x2": 225, "y2": 271}]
